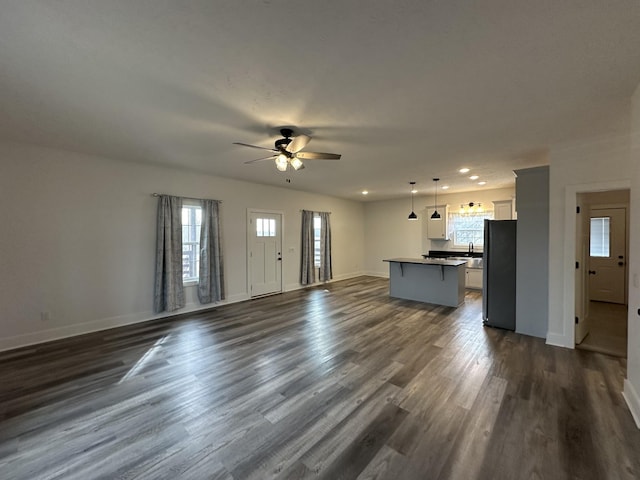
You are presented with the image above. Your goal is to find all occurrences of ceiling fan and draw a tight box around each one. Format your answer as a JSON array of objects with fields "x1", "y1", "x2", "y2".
[{"x1": 233, "y1": 128, "x2": 341, "y2": 171}]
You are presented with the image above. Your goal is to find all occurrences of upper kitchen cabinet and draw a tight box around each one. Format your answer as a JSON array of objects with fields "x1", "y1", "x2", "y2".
[
  {"x1": 426, "y1": 204, "x2": 449, "y2": 240},
  {"x1": 493, "y1": 199, "x2": 514, "y2": 220}
]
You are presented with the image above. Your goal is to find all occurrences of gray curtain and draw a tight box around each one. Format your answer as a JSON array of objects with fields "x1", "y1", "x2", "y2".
[
  {"x1": 300, "y1": 210, "x2": 315, "y2": 285},
  {"x1": 319, "y1": 211, "x2": 333, "y2": 282},
  {"x1": 153, "y1": 195, "x2": 185, "y2": 313},
  {"x1": 198, "y1": 199, "x2": 225, "y2": 304}
]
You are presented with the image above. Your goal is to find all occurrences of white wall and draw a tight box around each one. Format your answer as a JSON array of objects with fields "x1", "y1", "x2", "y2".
[
  {"x1": 363, "y1": 187, "x2": 515, "y2": 276},
  {"x1": 624, "y1": 84, "x2": 640, "y2": 427},
  {"x1": 547, "y1": 132, "x2": 631, "y2": 348},
  {"x1": 0, "y1": 142, "x2": 365, "y2": 351}
]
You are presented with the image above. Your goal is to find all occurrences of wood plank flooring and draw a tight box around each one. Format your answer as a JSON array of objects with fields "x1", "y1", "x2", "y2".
[
  {"x1": 1, "y1": 276, "x2": 639, "y2": 479},
  {"x1": 577, "y1": 301, "x2": 628, "y2": 358}
]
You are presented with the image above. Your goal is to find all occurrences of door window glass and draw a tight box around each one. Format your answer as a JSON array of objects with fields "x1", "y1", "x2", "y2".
[
  {"x1": 256, "y1": 218, "x2": 276, "y2": 237},
  {"x1": 590, "y1": 217, "x2": 610, "y2": 257}
]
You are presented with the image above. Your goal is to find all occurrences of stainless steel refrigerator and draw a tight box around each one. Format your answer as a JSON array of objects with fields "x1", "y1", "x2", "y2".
[{"x1": 482, "y1": 220, "x2": 517, "y2": 330}]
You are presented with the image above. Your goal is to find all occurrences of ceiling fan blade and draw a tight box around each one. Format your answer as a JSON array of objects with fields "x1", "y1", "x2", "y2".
[
  {"x1": 233, "y1": 142, "x2": 277, "y2": 152},
  {"x1": 285, "y1": 134, "x2": 311, "y2": 153},
  {"x1": 244, "y1": 155, "x2": 276, "y2": 164},
  {"x1": 295, "y1": 151, "x2": 341, "y2": 160}
]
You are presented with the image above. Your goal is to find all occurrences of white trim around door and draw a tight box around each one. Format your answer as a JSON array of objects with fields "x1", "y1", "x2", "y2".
[{"x1": 560, "y1": 180, "x2": 631, "y2": 348}]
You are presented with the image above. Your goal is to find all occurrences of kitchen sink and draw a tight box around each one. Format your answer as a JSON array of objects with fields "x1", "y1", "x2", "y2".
[
  {"x1": 450, "y1": 257, "x2": 483, "y2": 268},
  {"x1": 422, "y1": 252, "x2": 483, "y2": 268}
]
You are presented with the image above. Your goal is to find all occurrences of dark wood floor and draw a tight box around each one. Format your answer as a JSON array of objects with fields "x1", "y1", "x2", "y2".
[
  {"x1": 1, "y1": 276, "x2": 639, "y2": 480},
  {"x1": 577, "y1": 301, "x2": 628, "y2": 358}
]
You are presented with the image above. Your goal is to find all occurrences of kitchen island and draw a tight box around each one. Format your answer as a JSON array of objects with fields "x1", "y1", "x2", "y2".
[{"x1": 383, "y1": 257, "x2": 467, "y2": 307}]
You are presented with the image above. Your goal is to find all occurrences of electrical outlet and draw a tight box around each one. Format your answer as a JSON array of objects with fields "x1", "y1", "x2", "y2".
[{"x1": 40, "y1": 311, "x2": 50, "y2": 321}]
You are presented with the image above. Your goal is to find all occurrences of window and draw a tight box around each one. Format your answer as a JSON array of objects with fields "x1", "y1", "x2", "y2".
[
  {"x1": 448, "y1": 211, "x2": 494, "y2": 248},
  {"x1": 182, "y1": 204, "x2": 202, "y2": 282},
  {"x1": 313, "y1": 215, "x2": 321, "y2": 267},
  {"x1": 590, "y1": 217, "x2": 610, "y2": 257}
]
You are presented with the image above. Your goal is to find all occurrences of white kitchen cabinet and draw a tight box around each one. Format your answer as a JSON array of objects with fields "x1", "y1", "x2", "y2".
[
  {"x1": 426, "y1": 204, "x2": 449, "y2": 240},
  {"x1": 493, "y1": 200, "x2": 513, "y2": 220},
  {"x1": 466, "y1": 268, "x2": 483, "y2": 289}
]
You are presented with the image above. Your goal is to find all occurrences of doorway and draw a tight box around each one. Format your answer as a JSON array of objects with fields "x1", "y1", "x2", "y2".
[
  {"x1": 575, "y1": 191, "x2": 629, "y2": 357},
  {"x1": 248, "y1": 210, "x2": 283, "y2": 297},
  {"x1": 588, "y1": 207, "x2": 627, "y2": 304}
]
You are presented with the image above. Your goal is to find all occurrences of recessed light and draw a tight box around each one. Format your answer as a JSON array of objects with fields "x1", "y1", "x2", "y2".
[
  {"x1": 459, "y1": 168, "x2": 470, "y2": 174},
  {"x1": 469, "y1": 175, "x2": 479, "y2": 180},
  {"x1": 362, "y1": 190, "x2": 368, "y2": 195},
  {"x1": 478, "y1": 181, "x2": 486, "y2": 185},
  {"x1": 441, "y1": 185, "x2": 450, "y2": 190}
]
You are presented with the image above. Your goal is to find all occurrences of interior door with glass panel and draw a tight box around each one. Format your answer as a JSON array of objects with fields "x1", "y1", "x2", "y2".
[
  {"x1": 249, "y1": 211, "x2": 282, "y2": 297},
  {"x1": 588, "y1": 207, "x2": 626, "y2": 304}
]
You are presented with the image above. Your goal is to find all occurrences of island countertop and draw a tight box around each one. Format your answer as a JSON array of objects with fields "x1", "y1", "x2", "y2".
[
  {"x1": 383, "y1": 257, "x2": 466, "y2": 307},
  {"x1": 383, "y1": 257, "x2": 467, "y2": 267}
]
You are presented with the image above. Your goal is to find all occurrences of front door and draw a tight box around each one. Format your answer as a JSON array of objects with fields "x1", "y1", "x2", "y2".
[
  {"x1": 248, "y1": 211, "x2": 283, "y2": 297},
  {"x1": 588, "y1": 207, "x2": 626, "y2": 304}
]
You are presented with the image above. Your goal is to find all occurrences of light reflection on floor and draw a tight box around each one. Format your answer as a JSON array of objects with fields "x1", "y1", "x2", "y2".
[
  {"x1": 301, "y1": 289, "x2": 336, "y2": 365},
  {"x1": 166, "y1": 321, "x2": 222, "y2": 419},
  {"x1": 118, "y1": 334, "x2": 170, "y2": 384}
]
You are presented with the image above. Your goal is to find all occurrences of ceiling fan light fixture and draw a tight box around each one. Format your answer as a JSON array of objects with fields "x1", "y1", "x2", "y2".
[
  {"x1": 290, "y1": 157, "x2": 304, "y2": 170},
  {"x1": 235, "y1": 127, "x2": 341, "y2": 171},
  {"x1": 275, "y1": 154, "x2": 288, "y2": 171}
]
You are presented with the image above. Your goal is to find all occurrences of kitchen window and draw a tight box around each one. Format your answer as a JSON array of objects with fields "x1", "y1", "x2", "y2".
[{"x1": 448, "y1": 211, "x2": 494, "y2": 248}]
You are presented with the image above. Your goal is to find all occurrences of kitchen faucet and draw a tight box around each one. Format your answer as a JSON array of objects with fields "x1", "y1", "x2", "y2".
[{"x1": 468, "y1": 242, "x2": 474, "y2": 254}]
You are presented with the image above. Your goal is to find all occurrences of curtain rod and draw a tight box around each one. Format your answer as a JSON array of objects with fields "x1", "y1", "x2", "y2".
[
  {"x1": 152, "y1": 193, "x2": 222, "y2": 203},
  {"x1": 300, "y1": 209, "x2": 331, "y2": 214}
]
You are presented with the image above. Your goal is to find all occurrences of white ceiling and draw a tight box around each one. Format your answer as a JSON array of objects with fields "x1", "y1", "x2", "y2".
[{"x1": 1, "y1": 1, "x2": 640, "y2": 200}]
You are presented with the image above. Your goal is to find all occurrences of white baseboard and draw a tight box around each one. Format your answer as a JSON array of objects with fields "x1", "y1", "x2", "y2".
[
  {"x1": 0, "y1": 273, "x2": 379, "y2": 353},
  {"x1": 284, "y1": 271, "x2": 369, "y2": 292},
  {"x1": 623, "y1": 379, "x2": 640, "y2": 429},
  {"x1": 333, "y1": 271, "x2": 366, "y2": 281},
  {"x1": 0, "y1": 292, "x2": 249, "y2": 353},
  {"x1": 362, "y1": 270, "x2": 389, "y2": 278},
  {"x1": 284, "y1": 282, "x2": 305, "y2": 292},
  {"x1": 546, "y1": 332, "x2": 573, "y2": 349}
]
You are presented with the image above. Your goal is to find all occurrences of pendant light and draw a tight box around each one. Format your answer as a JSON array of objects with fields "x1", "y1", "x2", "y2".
[
  {"x1": 408, "y1": 182, "x2": 418, "y2": 220},
  {"x1": 431, "y1": 178, "x2": 441, "y2": 219}
]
